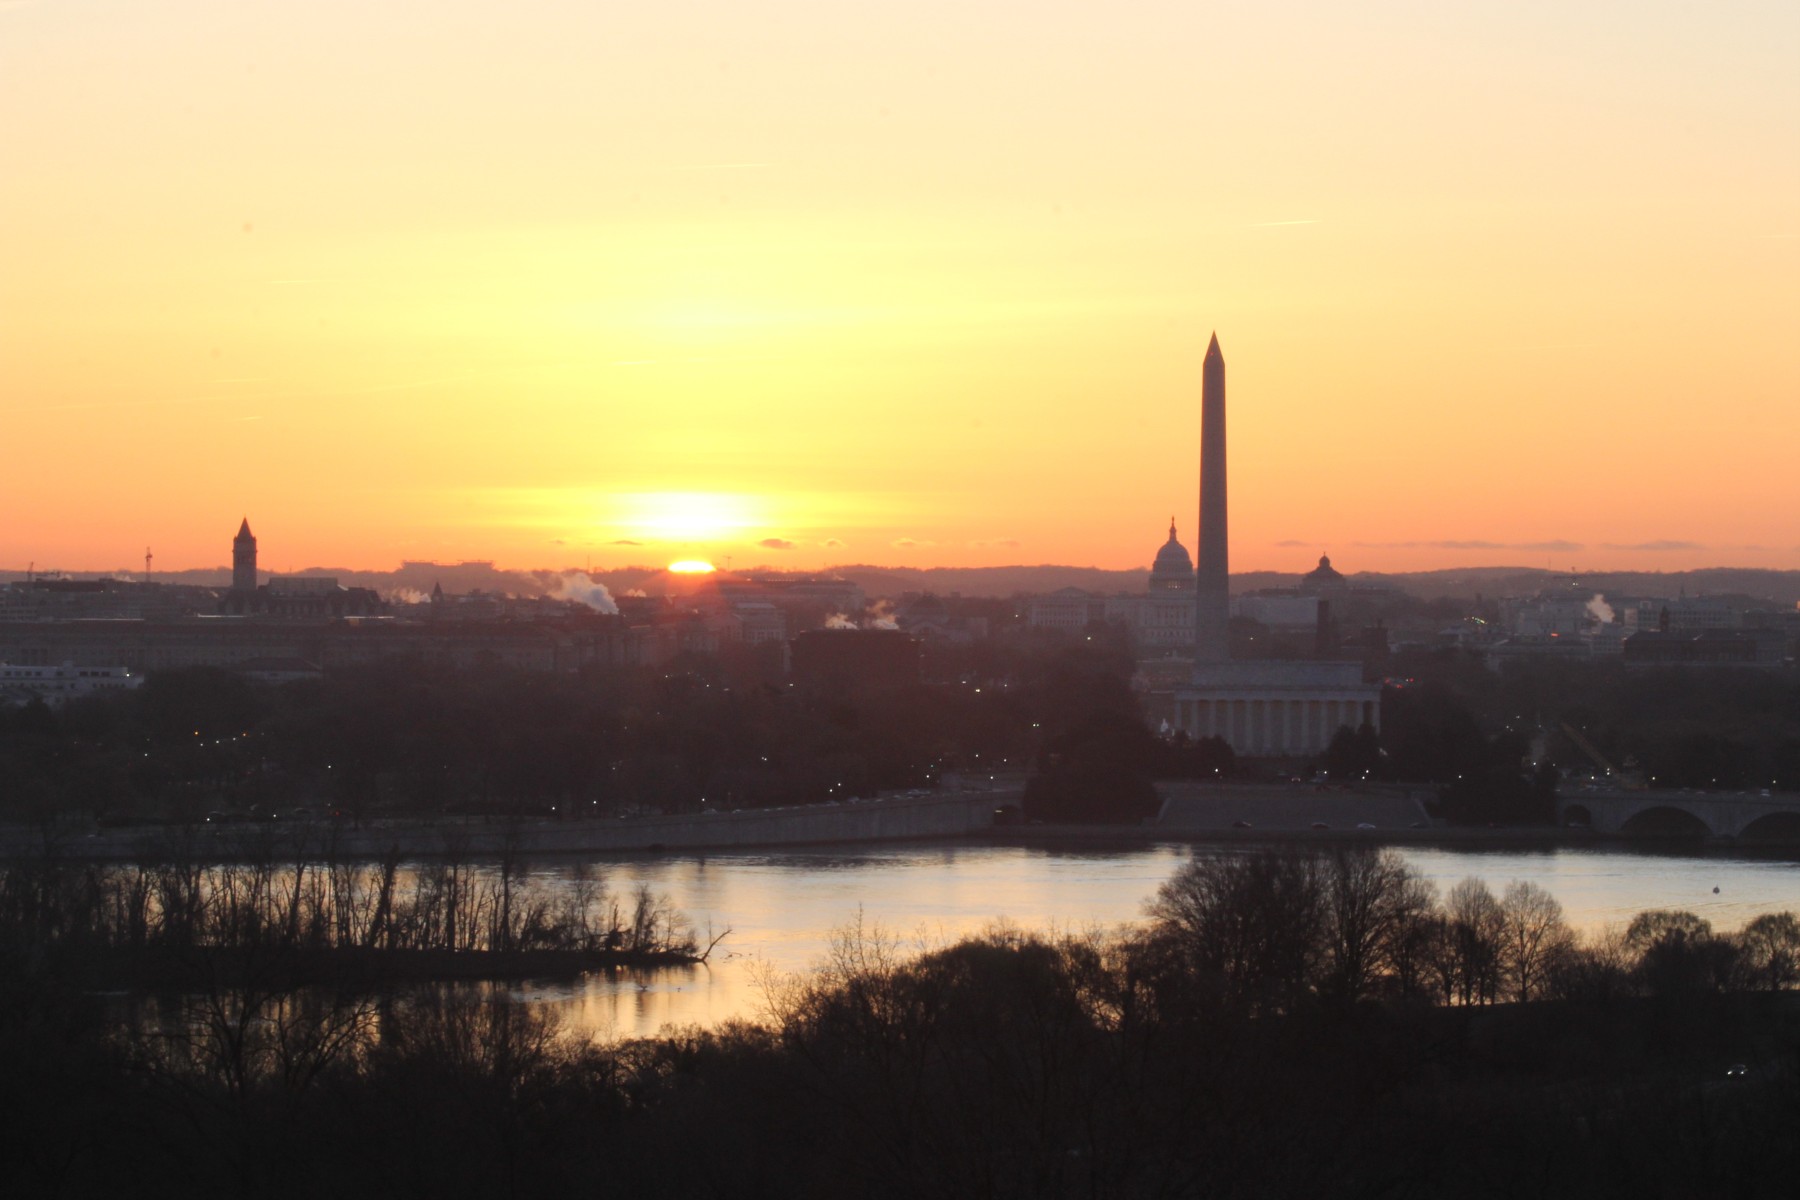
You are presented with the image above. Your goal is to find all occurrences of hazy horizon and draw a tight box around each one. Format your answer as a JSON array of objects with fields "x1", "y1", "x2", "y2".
[{"x1": 10, "y1": 554, "x2": 1800, "y2": 593}]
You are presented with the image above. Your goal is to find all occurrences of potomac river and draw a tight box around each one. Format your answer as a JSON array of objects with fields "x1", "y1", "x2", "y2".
[{"x1": 506, "y1": 839, "x2": 1800, "y2": 1041}]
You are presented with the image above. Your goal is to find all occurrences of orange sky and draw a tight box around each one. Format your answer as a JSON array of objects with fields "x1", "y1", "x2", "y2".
[{"x1": 4, "y1": 1, "x2": 1797, "y2": 577}]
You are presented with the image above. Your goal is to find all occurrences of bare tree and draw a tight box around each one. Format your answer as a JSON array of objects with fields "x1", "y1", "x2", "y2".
[
  {"x1": 1444, "y1": 878, "x2": 1504, "y2": 1005},
  {"x1": 1624, "y1": 909, "x2": 1713, "y2": 954},
  {"x1": 1496, "y1": 880, "x2": 1571, "y2": 1002},
  {"x1": 1735, "y1": 912, "x2": 1799, "y2": 992},
  {"x1": 1147, "y1": 849, "x2": 1325, "y2": 1015},
  {"x1": 1384, "y1": 875, "x2": 1442, "y2": 1000},
  {"x1": 1545, "y1": 924, "x2": 1635, "y2": 1003},
  {"x1": 1319, "y1": 845, "x2": 1419, "y2": 1003},
  {"x1": 1625, "y1": 910, "x2": 1741, "y2": 996}
]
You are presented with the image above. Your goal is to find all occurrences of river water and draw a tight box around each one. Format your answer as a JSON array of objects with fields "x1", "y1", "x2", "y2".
[{"x1": 502, "y1": 839, "x2": 1800, "y2": 1041}]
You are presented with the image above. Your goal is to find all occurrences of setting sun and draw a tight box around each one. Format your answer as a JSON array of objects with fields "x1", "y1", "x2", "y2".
[{"x1": 667, "y1": 560, "x2": 717, "y2": 575}]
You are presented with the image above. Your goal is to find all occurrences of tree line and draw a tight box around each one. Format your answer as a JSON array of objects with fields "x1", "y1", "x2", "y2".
[
  {"x1": 0, "y1": 831, "x2": 698, "y2": 990},
  {"x1": 3, "y1": 640, "x2": 1795, "y2": 831},
  {"x1": 1144, "y1": 846, "x2": 1799, "y2": 1009},
  {"x1": 0, "y1": 641, "x2": 1151, "y2": 825}
]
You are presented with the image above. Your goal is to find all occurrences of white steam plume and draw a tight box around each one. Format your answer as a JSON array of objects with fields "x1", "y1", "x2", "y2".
[{"x1": 551, "y1": 572, "x2": 619, "y2": 614}]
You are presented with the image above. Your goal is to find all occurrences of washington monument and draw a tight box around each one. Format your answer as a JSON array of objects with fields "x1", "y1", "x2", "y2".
[
  {"x1": 1195, "y1": 332, "x2": 1230, "y2": 662},
  {"x1": 1173, "y1": 332, "x2": 1382, "y2": 755}
]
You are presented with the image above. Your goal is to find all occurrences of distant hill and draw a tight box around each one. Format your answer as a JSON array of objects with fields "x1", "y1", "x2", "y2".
[
  {"x1": 812, "y1": 564, "x2": 1800, "y2": 605},
  {"x1": 6, "y1": 563, "x2": 1797, "y2": 606},
  {"x1": 1343, "y1": 567, "x2": 1800, "y2": 606}
]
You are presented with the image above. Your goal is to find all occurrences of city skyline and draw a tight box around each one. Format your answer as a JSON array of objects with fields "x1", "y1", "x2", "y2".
[{"x1": 4, "y1": 2, "x2": 1797, "y2": 575}]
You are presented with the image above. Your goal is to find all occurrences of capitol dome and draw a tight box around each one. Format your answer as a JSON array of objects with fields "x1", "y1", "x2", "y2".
[{"x1": 1150, "y1": 519, "x2": 1195, "y2": 589}]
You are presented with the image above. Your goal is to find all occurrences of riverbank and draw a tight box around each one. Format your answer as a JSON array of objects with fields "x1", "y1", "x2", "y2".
[
  {"x1": 0, "y1": 789, "x2": 1013, "y2": 861},
  {"x1": 5, "y1": 780, "x2": 1794, "y2": 862},
  {"x1": 52, "y1": 943, "x2": 719, "y2": 991},
  {"x1": 982, "y1": 822, "x2": 1617, "y2": 850}
]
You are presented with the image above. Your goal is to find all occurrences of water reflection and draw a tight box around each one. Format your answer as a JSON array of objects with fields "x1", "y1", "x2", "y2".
[{"x1": 522, "y1": 840, "x2": 1797, "y2": 1042}]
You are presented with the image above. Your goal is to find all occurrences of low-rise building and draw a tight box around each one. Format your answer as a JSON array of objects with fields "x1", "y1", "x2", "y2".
[
  {"x1": 1621, "y1": 628, "x2": 1787, "y2": 668},
  {"x1": 894, "y1": 594, "x2": 989, "y2": 644},
  {"x1": 0, "y1": 662, "x2": 142, "y2": 706},
  {"x1": 1028, "y1": 587, "x2": 1108, "y2": 632}
]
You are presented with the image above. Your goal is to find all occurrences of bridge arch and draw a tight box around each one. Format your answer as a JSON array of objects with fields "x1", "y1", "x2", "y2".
[
  {"x1": 1737, "y1": 810, "x2": 1800, "y2": 844},
  {"x1": 1618, "y1": 806, "x2": 1712, "y2": 839},
  {"x1": 1562, "y1": 803, "x2": 1592, "y2": 829}
]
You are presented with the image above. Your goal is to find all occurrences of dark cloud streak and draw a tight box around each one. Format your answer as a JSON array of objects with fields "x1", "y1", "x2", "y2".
[{"x1": 1352, "y1": 539, "x2": 1584, "y2": 553}]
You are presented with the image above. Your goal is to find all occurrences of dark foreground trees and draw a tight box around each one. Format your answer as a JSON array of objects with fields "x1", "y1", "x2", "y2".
[
  {"x1": 0, "y1": 835, "x2": 698, "y2": 991},
  {"x1": 2, "y1": 852, "x2": 1797, "y2": 1199},
  {"x1": 1143, "y1": 846, "x2": 1793, "y2": 1011}
]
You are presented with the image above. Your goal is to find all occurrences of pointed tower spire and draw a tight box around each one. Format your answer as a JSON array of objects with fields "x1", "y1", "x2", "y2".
[
  {"x1": 231, "y1": 517, "x2": 258, "y2": 592},
  {"x1": 1195, "y1": 332, "x2": 1229, "y2": 661},
  {"x1": 1168, "y1": 515, "x2": 1178, "y2": 542}
]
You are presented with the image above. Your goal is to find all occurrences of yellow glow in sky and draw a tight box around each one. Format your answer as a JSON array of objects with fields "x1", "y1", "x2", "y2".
[
  {"x1": 2, "y1": 1, "x2": 1796, "y2": 576},
  {"x1": 611, "y1": 493, "x2": 762, "y2": 541}
]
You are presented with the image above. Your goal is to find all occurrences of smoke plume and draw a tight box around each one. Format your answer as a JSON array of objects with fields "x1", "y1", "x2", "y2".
[
  {"x1": 551, "y1": 572, "x2": 620, "y2": 614},
  {"x1": 867, "y1": 599, "x2": 899, "y2": 630}
]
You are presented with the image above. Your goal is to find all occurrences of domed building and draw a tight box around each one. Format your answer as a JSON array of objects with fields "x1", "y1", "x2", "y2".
[
  {"x1": 1029, "y1": 519, "x2": 1195, "y2": 653},
  {"x1": 1300, "y1": 554, "x2": 1349, "y2": 595},
  {"x1": 1138, "y1": 518, "x2": 1197, "y2": 650},
  {"x1": 1151, "y1": 519, "x2": 1195, "y2": 590}
]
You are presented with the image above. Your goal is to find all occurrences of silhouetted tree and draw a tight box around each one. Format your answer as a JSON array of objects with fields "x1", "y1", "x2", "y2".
[
  {"x1": 1439, "y1": 878, "x2": 1504, "y2": 1005},
  {"x1": 1626, "y1": 910, "x2": 1742, "y2": 996},
  {"x1": 1146, "y1": 849, "x2": 1325, "y2": 1016},
  {"x1": 1322, "y1": 723, "x2": 1382, "y2": 782},
  {"x1": 1496, "y1": 880, "x2": 1572, "y2": 1002},
  {"x1": 1156, "y1": 733, "x2": 1236, "y2": 780},
  {"x1": 1318, "y1": 845, "x2": 1424, "y2": 1003},
  {"x1": 1737, "y1": 912, "x2": 1800, "y2": 991},
  {"x1": 1023, "y1": 710, "x2": 1160, "y2": 823}
]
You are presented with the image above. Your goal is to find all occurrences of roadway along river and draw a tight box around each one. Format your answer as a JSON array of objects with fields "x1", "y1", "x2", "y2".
[{"x1": 506, "y1": 839, "x2": 1800, "y2": 1041}]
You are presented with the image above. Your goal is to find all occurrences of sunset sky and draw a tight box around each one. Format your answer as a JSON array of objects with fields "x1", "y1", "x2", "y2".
[{"x1": 4, "y1": 1, "x2": 1796, "y2": 577}]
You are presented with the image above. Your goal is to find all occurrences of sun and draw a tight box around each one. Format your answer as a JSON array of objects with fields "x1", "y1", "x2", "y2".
[{"x1": 667, "y1": 560, "x2": 716, "y2": 575}]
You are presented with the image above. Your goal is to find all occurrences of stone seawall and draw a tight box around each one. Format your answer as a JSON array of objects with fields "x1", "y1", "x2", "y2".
[
  {"x1": 1156, "y1": 782, "x2": 1435, "y2": 833},
  {"x1": 391, "y1": 791, "x2": 1015, "y2": 856},
  {"x1": 2, "y1": 791, "x2": 1016, "y2": 860}
]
